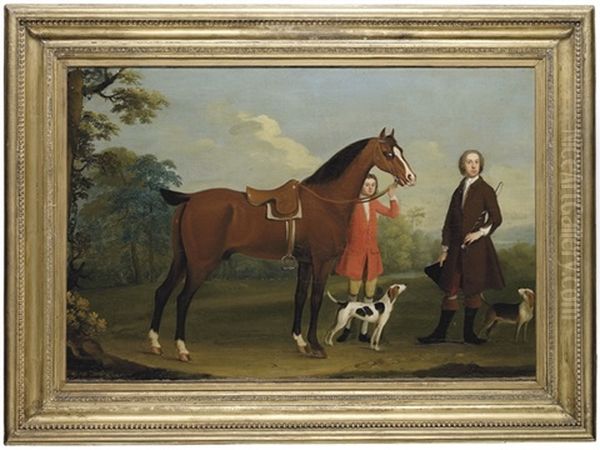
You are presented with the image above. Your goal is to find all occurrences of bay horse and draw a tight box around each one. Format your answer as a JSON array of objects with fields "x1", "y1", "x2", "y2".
[{"x1": 148, "y1": 128, "x2": 416, "y2": 361}]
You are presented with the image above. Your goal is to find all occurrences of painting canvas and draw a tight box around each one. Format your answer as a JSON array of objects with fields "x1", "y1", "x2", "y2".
[{"x1": 66, "y1": 67, "x2": 536, "y2": 381}]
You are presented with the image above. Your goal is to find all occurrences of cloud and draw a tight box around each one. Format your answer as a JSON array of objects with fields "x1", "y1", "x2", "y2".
[
  {"x1": 173, "y1": 102, "x2": 323, "y2": 192},
  {"x1": 409, "y1": 140, "x2": 446, "y2": 162}
]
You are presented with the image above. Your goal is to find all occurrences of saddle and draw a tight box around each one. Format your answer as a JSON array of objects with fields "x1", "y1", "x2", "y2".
[
  {"x1": 246, "y1": 179, "x2": 302, "y2": 270},
  {"x1": 246, "y1": 179, "x2": 301, "y2": 218}
]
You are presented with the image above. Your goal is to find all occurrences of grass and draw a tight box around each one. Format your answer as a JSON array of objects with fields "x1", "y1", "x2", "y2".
[{"x1": 74, "y1": 273, "x2": 536, "y2": 380}]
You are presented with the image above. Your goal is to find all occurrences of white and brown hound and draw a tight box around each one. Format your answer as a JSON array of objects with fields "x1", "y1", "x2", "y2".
[
  {"x1": 479, "y1": 288, "x2": 535, "y2": 343},
  {"x1": 325, "y1": 284, "x2": 406, "y2": 351}
]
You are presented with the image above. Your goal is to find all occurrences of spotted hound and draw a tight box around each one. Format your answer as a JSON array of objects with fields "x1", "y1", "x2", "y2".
[{"x1": 325, "y1": 283, "x2": 406, "y2": 351}]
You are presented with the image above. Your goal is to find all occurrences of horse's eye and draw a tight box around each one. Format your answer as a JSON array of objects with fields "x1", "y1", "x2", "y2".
[{"x1": 385, "y1": 151, "x2": 394, "y2": 159}]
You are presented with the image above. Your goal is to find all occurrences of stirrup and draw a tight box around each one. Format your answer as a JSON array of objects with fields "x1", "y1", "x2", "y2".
[{"x1": 281, "y1": 254, "x2": 298, "y2": 270}]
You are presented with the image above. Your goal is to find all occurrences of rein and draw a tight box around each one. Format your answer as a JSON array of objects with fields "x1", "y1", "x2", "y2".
[{"x1": 298, "y1": 182, "x2": 396, "y2": 205}]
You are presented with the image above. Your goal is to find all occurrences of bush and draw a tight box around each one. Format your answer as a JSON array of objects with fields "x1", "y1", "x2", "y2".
[
  {"x1": 66, "y1": 291, "x2": 108, "y2": 341},
  {"x1": 497, "y1": 242, "x2": 536, "y2": 285}
]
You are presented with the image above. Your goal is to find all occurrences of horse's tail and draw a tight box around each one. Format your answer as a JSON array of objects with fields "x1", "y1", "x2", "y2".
[{"x1": 160, "y1": 188, "x2": 190, "y2": 206}]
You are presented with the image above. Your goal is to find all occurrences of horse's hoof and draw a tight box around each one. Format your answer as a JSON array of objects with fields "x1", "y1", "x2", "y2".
[
  {"x1": 150, "y1": 346, "x2": 162, "y2": 356},
  {"x1": 310, "y1": 348, "x2": 327, "y2": 359},
  {"x1": 178, "y1": 353, "x2": 191, "y2": 362},
  {"x1": 297, "y1": 344, "x2": 310, "y2": 355}
]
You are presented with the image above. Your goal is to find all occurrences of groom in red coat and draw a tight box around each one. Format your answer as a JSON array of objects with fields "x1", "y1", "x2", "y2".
[{"x1": 335, "y1": 174, "x2": 399, "y2": 342}]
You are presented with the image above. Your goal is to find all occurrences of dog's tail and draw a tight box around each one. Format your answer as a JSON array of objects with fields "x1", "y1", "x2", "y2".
[
  {"x1": 326, "y1": 291, "x2": 348, "y2": 307},
  {"x1": 480, "y1": 293, "x2": 491, "y2": 306}
]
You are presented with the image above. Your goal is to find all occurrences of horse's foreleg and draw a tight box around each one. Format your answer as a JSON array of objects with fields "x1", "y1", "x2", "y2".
[
  {"x1": 306, "y1": 259, "x2": 336, "y2": 359},
  {"x1": 292, "y1": 262, "x2": 312, "y2": 355},
  {"x1": 148, "y1": 254, "x2": 186, "y2": 355}
]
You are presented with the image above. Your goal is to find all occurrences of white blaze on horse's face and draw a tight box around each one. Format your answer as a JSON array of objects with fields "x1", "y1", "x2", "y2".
[{"x1": 393, "y1": 146, "x2": 416, "y2": 186}]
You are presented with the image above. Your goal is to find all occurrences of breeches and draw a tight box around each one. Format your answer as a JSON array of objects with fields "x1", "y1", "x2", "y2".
[
  {"x1": 348, "y1": 278, "x2": 378, "y2": 298},
  {"x1": 442, "y1": 263, "x2": 482, "y2": 311}
]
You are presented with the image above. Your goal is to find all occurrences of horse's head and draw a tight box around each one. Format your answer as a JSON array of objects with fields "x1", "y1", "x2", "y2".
[{"x1": 372, "y1": 128, "x2": 416, "y2": 187}]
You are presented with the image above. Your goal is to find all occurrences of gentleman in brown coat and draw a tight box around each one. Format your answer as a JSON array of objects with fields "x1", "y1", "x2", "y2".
[{"x1": 418, "y1": 150, "x2": 505, "y2": 345}]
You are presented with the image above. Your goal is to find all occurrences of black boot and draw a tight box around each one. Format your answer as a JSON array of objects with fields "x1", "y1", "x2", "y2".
[
  {"x1": 463, "y1": 307, "x2": 486, "y2": 345},
  {"x1": 417, "y1": 309, "x2": 455, "y2": 344},
  {"x1": 336, "y1": 326, "x2": 352, "y2": 343}
]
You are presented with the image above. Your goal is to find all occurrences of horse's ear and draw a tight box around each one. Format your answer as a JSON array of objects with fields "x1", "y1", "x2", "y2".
[
  {"x1": 379, "y1": 128, "x2": 386, "y2": 139},
  {"x1": 390, "y1": 128, "x2": 395, "y2": 138}
]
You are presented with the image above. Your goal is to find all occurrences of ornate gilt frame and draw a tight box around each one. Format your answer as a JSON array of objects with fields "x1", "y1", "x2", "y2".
[{"x1": 4, "y1": 4, "x2": 595, "y2": 443}]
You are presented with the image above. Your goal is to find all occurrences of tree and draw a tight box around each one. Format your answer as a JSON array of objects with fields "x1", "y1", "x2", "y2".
[
  {"x1": 405, "y1": 206, "x2": 426, "y2": 231},
  {"x1": 79, "y1": 148, "x2": 182, "y2": 287},
  {"x1": 378, "y1": 216, "x2": 416, "y2": 273},
  {"x1": 67, "y1": 68, "x2": 169, "y2": 289},
  {"x1": 497, "y1": 243, "x2": 536, "y2": 285}
]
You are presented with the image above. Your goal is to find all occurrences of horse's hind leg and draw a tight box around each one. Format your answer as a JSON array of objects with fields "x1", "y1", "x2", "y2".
[
  {"x1": 148, "y1": 252, "x2": 186, "y2": 355},
  {"x1": 292, "y1": 261, "x2": 312, "y2": 355},
  {"x1": 174, "y1": 263, "x2": 219, "y2": 362}
]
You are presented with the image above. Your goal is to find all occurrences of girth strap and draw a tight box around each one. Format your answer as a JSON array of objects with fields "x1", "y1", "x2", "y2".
[{"x1": 281, "y1": 220, "x2": 298, "y2": 270}]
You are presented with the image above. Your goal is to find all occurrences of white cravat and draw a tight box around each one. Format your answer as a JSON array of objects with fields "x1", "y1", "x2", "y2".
[
  {"x1": 362, "y1": 201, "x2": 370, "y2": 221},
  {"x1": 461, "y1": 175, "x2": 479, "y2": 208},
  {"x1": 462, "y1": 175, "x2": 492, "y2": 236},
  {"x1": 441, "y1": 176, "x2": 490, "y2": 252}
]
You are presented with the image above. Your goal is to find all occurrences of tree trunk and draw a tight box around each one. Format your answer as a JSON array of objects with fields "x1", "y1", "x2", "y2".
[
  {"x1": 67, "y1": 69, "x2": 84, "y2": 215},
  {"x1": 147, "y1": 229, "x2": 156, "y2": 281},
  {"x1": 130, "y1": 241, "x2": 141, "y2": 284},
  {"x1": 66, "y1": 70, "x2": 85, "y2": 289}
]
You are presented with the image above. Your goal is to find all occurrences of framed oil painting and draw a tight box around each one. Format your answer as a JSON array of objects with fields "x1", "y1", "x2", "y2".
[{"x1": 4, "y1": 4, "x2": 595, "y2": 443}]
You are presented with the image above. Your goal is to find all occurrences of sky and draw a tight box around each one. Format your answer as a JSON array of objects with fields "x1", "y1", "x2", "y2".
[{"x1": 88, "y1": 67, "x2": 535, "y2": 243}]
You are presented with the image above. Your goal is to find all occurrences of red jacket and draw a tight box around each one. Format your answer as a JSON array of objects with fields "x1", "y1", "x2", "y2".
[{"x1": 335, "y1": 198, "x2": 399, "y2": 281}]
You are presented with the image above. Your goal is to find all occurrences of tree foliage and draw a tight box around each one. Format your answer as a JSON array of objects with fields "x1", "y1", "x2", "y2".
[
  {"x1": 68, "y1": 68, "x2": 169, "y2": 289},
  {"x1": 497, "y1": 242, "x2": 536, "y2": 284},
  {"x1": 78, "y1": 148, "x2": 181, "y2": 287}
]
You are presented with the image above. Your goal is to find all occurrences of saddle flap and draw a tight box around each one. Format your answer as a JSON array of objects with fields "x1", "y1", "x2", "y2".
[{"x1": 246, "y1": 179, "x2": 300, "y2": 217}]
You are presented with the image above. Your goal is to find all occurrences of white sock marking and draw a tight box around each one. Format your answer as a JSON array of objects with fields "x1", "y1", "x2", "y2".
[
  {"x1": 148, "y1": 329, "x2": 161, "y2": 349},
  {"x1": 293, "y1": 333, "x2": 308, "y2": 348},
  {"x1": 176, "y1": 339, "x2": 189, "y2": 355}
]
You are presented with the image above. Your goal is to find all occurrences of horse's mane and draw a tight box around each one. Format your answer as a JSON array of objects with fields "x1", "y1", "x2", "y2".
[{"x1": 303, "y1": 138, "x2": 371, "y2": 185}]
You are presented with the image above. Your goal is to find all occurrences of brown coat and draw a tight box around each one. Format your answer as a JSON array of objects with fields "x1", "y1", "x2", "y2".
[{"x1": 439, "y1": 177, "x2": 505, "y2": 296}]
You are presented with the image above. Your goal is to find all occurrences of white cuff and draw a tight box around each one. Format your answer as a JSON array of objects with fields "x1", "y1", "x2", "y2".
[
  {"x1": 441, "y1": 245, "x2": 449, "y2": 253},
  {"x1": 388, "y1": 195, "x2": 398, "y2": 202},
  {"x1": 479, "y1": 224, "x2": 492, "y2": 236}
]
